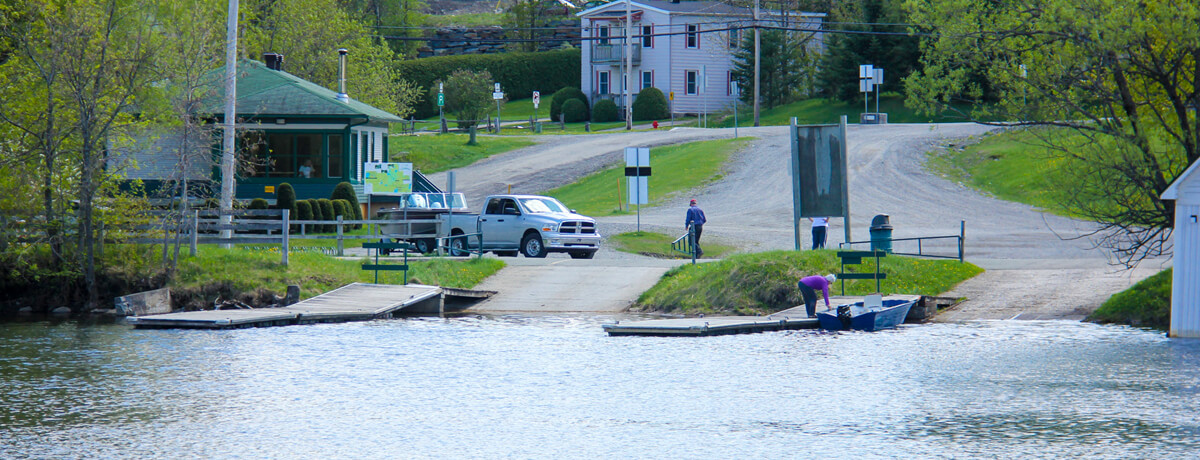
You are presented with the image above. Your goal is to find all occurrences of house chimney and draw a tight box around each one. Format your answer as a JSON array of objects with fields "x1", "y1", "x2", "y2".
[
  {"x1": 263, "y1": 52, "x2": 284, "y2": 71},
  {"x1": 336, "y1": 49, "x2": 350, "y2": 103}
]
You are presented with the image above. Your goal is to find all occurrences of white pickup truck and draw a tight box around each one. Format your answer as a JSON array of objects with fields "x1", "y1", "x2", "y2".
[{"x1": 379, "y1": 194, "x2": 601, "y2": 259}]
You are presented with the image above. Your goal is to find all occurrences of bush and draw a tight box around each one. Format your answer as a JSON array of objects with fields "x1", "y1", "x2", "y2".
[
  {"x1": 275, "y1": 182, "x2": 297, "y2": 217},
  {"x1": 248, "y1": 198, "x2": 269, "y2": 234},
  {"x1": 633, "y1": 87, "x2": 669, "y2": 121},
  {"x1": 332, "y1": 199, "x2": 352, "y2": 233},
  {"x1": 592, "y1": 99, "x2": 619, "y2": 122},
  {"x1": 395, "y1": 48, "x2": 581, "y2": 118},
  {"x1": 295, "y1": 200, "x2": 313, "y2": 231},
  {"x1": 562, "y1": 99, "x2": 589, "y2": 123},
  {"x1": 307, "y1": 199, "x2": 324, "y2": 233},
  {"x1": 550, "y1": 87, "x2": 588, "y2": 122},
  {"x1": 331, "y1": 182, "x2": 362, "y2": 229},
  {"x1": 317, "y1": 199, "x2": 335, "y2": 233}
]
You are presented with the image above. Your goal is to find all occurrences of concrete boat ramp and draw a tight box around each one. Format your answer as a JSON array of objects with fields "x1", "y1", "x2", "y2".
[
  {"x1": 130, "y1": 283, "x2": 459, "y2": 329},
  {"x1": 603, "y1": 295, "x2": 928, "y2": 337}
]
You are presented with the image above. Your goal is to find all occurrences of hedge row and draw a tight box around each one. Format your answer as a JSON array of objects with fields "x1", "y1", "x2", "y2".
[{"x1": 396, "y1": 48, "x2": 582, "y2": 119}]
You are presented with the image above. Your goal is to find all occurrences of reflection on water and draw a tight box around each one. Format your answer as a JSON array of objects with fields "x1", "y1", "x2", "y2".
[{"x1": 1, "y1": 317, "x2": 1198, "y2": 458}]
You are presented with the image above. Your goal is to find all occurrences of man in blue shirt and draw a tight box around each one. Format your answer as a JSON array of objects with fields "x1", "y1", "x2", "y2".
[{"x1": 685, "y1": 199, "x2": 707, "y2": 257}]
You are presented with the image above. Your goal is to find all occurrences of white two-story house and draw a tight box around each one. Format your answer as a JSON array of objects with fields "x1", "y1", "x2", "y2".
[{"x1": 578, "y1": 0, "x2": 824, "y2": 116}]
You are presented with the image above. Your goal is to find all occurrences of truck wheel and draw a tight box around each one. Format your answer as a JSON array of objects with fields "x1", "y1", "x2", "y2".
[
  {"x1": 415, "y1": 238, "x2": 434, "y2": 254},
  {"x1": 521, "y1": 233, "x2": 547, "y2": 258},
  {"x1": 569, "y1": 251, "x2": 595, "y2": 259},
  {"x1": 450, "y1": 235, "x2": 469, "y2": 256}
]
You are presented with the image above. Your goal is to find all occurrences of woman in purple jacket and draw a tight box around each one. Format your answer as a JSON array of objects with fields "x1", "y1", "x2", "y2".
[{"x1": 798, "y1": 274, "x2": 837, "y2": 317}]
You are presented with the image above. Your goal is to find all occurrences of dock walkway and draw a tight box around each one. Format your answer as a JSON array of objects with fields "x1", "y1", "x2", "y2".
[{"x1": 130, "y1": 283, "x2": 443, "y2": 329}]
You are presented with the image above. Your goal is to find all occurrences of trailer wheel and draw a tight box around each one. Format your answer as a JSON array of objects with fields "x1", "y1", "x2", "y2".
[{"x1": 415, "y1": 238, "x2": 434, "y2": 254}]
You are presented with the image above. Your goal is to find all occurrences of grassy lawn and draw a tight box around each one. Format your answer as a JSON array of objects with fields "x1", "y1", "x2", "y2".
[
  {"x1": 634, "y1": 249, "x2": 983, "y2": 316},
  {"x1": 388, "y1": 133, "x2": 536, "y2": 173},
  {"x1": 712, "y1": 94, "x2": 982, "y2": 127},
  {"x1": 546, "y1": 137, "x2": 754, "y2": 216},
  {"x1": 609, "y1": 231, "x2": 737, "y2": 259},
  {"x1": 924, "y1": 127, "x2": 1087, "y2": 217},
  {"x1": 170, "y1": 248, "x2": 505, "y2": 306},
  {"x1": 1087, "y1": 268, "x2": 1171, "y2": 329}
]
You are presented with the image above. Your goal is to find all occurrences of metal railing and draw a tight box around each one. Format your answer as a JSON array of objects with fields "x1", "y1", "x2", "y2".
[
  {"x1": 838, "y1": 221, "x2": 966, "y2": 262},
  {"x1": 591, "y1": 43, "x2": 641, "y2": 64}
]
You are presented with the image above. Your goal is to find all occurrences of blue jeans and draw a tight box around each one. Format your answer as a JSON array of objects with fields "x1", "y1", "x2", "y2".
[{"x1": 812, "y1": 226, "x2": 827, "y2": 249}]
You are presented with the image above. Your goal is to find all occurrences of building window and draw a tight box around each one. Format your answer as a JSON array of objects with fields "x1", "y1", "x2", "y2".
[
  {"x1": 728, "y1": 27, "x2": 741, "y2": 48},
  {"x1": 642, "y1": 71, "x2": 653, "y2": 90},
  {"x1": 598, "y1": 71, "x2": 610, "y2": 94},
  {"x1": 686, "y1": 24, "x2": 698, "y2": 48},
  {"x1": 686, "y1": 70, "x2": 698, "y2": 95},
  {"x1": 598, "y1": 25, "x2": 609, "y2": 45},
  {"x1": 327, "y1": 134, "x2": 343, "y2": 178},
  {"x1": 641, "y1": 25, "x2": 652, "y2": 48}
]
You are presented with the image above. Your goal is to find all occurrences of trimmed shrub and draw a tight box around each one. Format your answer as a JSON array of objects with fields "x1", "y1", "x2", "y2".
[
  {"x1": 592, "y1": 99, "x2": 619, "y2": 122},
  {"x1": 395, "y1": 48, "x2": 581, "y2": 118},
  {"x1": 317, "y1": 199, "x2": 335, "y2": 233},
  {"x1": 295, "y1": 200, "x2": 313, "y2": 233},
  {"x1": 633, "y1": 87, "x2": 669, "y2": 121},
  {"x1": 550, "y1": 87, "x2": 589, "y2": 122},
  {"x1": 332, "y1": 199, "x2": 352, "y2": 233},
  {"x1": 331, "y1": 182, "x2": 362, "y2": 229},
  {"x1": 561, "y1": 98, "x2": 588, "y2": 123},
  {"x1": 248, "y1": 198, "x2": 269, "y2": 234},
  {"x1": 275, "y1": 182, "x2": 297, "y2": 217},
  {"x1": 309, "y1": 199, "x2": 324, "y2": 234}
]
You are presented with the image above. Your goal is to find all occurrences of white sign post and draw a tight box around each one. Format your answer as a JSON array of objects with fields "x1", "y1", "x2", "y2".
[
  {"x1": 624, "y1": 147, "x2": 650, "y2": 232},
  {"x1": 532, "y1": 90, "x2": 540, "y2": 129},
  {"x1": 492, "y1": 82, "x2": 504, "y2": 133},
  {"x1": 859, "y1": 64, "x2": 874, "y2": 114},
  {"x1": 873, "y1": 68, "x2": 884, "y2": 114}
]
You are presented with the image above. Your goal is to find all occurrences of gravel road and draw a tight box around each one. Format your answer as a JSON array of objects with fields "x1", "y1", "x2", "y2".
[{"x1": 441, "y1": 124, "x2": 1165, "y2": 318}]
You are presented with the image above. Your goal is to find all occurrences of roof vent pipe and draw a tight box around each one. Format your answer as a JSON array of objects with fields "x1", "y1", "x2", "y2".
[{"x1": 336, "y1": 48, "x2": 349, "y2": 103}]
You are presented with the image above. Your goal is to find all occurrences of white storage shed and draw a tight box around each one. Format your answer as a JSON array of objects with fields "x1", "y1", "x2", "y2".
[{"x1": 1161, "y1": 160, "x2": 1200, "y2": 338}]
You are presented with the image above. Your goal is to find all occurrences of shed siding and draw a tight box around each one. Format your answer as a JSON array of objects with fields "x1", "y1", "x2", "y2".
[
  {"x1": 1172, "y1": 203, "x2": 1200, "y2": 338},
  {"x1": 1176, "y1": 179, "x2": 1200, "y2": 206}
]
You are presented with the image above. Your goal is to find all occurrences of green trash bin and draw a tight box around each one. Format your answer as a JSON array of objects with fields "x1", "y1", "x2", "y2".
[{"x1": 869, "y1": 214, "x2": 893, "y2": 253}]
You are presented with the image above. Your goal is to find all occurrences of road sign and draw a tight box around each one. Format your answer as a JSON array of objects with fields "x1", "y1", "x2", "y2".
[
  {"x1": 532, "y1": 91, "x2": 540, "y2": 108},
  {"x1": 492, "y1": 91, "x2": 504, "y2": 100},
  {"x1": 669, "y1": 91, "x2": 674, "y2": 101},
  {"x1": 624, "y1": 147, "x2": 649, "y2": 205},
  {"x1": 494, "y1": 82, "x2": 501, "y2": 92},
  {"x1": 437, "y1": 93, "x2": 444, "y2": 107}
]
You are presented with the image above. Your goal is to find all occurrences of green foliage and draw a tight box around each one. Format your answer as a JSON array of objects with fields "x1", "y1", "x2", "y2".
[
  {"x1": 548, "y1": 137, "x2": 753, "y2": 216},
  {"x1": 632, "y1": 87, "x2": 669, "y2": 121},
  {"x1": 503, "y1": 0, "x2": 565, "y2": 53},
  {"x1": 317, "y1": 199, "x2": 335, "y2": 232},
  {"x1": 275, "y1": 182, "x2": 297, "y2": 216},
  {"x1": 249, "y1": 198, "x2": 269, "y2": 210},
  {"x1": 550, "y1": 86, "x2": 588, "y2": 122},
  {"x1": 592, "y1": 99, "x2": 619, "y2": 123},
  {"x1": 609, "y1": 231, "x2": 736, "y2": 259},
  {"x1": 437, "y1": 69, "x2": 498, "y2": 129},
  {"x1": 714, "y1": 94, "x2": 979, "y2": 127},
  {"x1": 1088, "y1": 269, "x2": 1172, "y2": 329},
  {"x1": 339, "y1": 0, "x2": 428, "y2": 57},
  {"x1": 331, "y1": 181, "x2": 362, "y2": 228},
  {"x1": 307, "y1": 199, "x2": 324, "y2": 233},
  {"x1": 388, "y1": 132, "x2": 534, "y2": 173},
  {"x1": 733, "y1": 29, "x2": 820, "y2": 108},
  {"x1": 395, "y1": 48, "x2": 581, "y2": 118},
  {"x1": 815, "y1": 0, "x2": 920, "y2": 102},
  {"x1": 424, "y1": 12, "x2": 503, "y2": 27},
  {"x1": 561, "y1": 98, "x2": 587, "y2": 123},
  {"x1": 296, "y1": 199, "x2": 313, "y2": 222},
  {"x1": 635, "y1": 250, "x2": 983, "y2": 316}
]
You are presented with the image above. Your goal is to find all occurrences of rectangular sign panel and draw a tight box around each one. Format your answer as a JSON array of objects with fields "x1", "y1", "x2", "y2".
[
  {"x1": 791, "y1": 123, "x2": 848, "y2": 218},
  {"x1": 363, "y1": 162, "x2": 413, "y2": 195},
  {"x1": 624, "y1": 147, "x2": 650, "y2": 205}
]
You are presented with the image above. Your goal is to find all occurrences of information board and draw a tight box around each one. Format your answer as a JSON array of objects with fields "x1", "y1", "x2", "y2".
[{"x1": 364, "y1": 162, "x2": 413, "y2": 195}]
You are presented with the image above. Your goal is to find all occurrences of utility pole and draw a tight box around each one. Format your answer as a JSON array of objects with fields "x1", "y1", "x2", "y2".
[
  {"x1": 625, "y1": 0, "x2": 633, "y2": 130},
  {"x1": 753, "y1": 0, "x2": 760, "y2": 127},
  {"x1": 219, "y1": 0, "x2": 239, "y2": 245}
]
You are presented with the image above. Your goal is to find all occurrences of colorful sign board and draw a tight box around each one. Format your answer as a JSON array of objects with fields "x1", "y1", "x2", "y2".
[{"x1": 364, "y1": 162, "x2": 413, "y2": 195}]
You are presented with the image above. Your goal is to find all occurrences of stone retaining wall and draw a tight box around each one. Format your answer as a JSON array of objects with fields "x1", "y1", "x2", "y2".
[{"x1": 416, "y1": 19, "x2": 580, "y2": 58}]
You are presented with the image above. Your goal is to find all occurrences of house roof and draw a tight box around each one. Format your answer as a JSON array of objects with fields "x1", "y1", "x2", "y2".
[
  {"x1": 579, "y1": 0, "x2": 824, "y2": 18},
  {"x1": 1161, "y1": 160, "x2": 1200, "y2": 200},
  {"x1": 204, "y1": 59, "x2": 403, "y2": 124}
]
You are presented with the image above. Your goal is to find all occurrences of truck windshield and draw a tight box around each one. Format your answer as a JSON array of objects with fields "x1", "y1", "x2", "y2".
[{"x1": 519, "y1": 197, "x2": 568, "y2": 214}]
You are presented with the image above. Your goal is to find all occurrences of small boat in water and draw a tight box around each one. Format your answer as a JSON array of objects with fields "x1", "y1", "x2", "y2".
[{"x1": 816, "y1": 295, "x2": 917, "y2": 332}]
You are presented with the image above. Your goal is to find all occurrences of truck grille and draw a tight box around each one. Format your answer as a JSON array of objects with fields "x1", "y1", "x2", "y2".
[{"x1": 559, "y1": 221, "x2": 596, "y2": 234}]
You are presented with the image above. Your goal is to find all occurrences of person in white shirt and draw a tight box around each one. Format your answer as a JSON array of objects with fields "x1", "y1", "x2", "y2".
[{"x1": 810, "y1": 217, "x2": 829, "y2": 249}]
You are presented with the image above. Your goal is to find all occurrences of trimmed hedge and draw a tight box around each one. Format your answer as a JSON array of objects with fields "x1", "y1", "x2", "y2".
[
  {"x1": 317, "y1": 199, "x2": 335, "y2": 233},
  {"x1": 562, "y1": 98, "x2": 588, "y2": 122},
  {"x1": 550, "y1": 86, "x2": 588, "y2": 122},
  {"x1": 332, "y1": 199, "x2": 352, "y2": 229},
  {"x1": 633, "y1": 87, "x2": 669, "y2": 121},
  {"x1": 331, "y1": 182, "x2": 362, "y2": 229},
  {"x1": 396, "y1": 48, "x2": 581, "y2": 119},
  {"x1": 275, "y1": 182, "x2": 297, "y2": 217},
  {"x1": 307, "y1": 199, "x2": 324, "y2": 233},
  {"x1": 592, "y1": 99, "x2": 619, "y2": 122}
]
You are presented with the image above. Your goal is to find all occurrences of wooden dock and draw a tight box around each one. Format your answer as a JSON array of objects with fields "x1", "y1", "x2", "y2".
[
  {"x1": 603, "y1": 295, "x2": 926, "y2": 337},
  {"x1": 130, "y1": 283, "x2": 444, "y2": 329}
]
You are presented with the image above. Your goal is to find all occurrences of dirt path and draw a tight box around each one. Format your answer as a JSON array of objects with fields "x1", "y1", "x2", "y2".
[{"x1": 432, "y1": 124, "x2": 1163, "y2": 318}]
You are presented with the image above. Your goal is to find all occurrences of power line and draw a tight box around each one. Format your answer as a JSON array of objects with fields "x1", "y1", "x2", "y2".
[{"x1": 374, "y1": 23, "x2": 926, "y2": 43}]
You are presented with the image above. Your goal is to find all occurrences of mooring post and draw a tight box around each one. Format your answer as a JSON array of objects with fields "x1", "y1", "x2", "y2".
[
  {"x1": 282, "y1": 209, "x2": 290, "y2": 266},
  {"x1": 337, "y1": 215, "x2": 344, "y2": 256}
]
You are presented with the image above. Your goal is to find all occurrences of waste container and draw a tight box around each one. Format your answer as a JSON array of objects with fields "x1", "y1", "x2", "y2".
[{"x1": 869, "y1": 214, "x2": 893, "y2": 253}]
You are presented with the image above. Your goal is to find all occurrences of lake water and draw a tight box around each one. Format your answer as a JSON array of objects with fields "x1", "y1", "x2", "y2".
[{"x1": 1, "y1": 316, "x2": 1198, "y2": 458}]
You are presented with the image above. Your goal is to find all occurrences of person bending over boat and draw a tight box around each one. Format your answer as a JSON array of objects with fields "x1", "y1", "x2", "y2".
[{"x1": 798, "y1": 274, "x2": 837, "y2": 318}]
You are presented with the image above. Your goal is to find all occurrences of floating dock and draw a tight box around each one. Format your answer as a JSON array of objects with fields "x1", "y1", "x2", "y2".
[
  {"x1": 130, "y1": 283, "x2": 447, "y2": 329},
  {"x1": 603, "y1": 295, "x2": 926, "y2": 337}
]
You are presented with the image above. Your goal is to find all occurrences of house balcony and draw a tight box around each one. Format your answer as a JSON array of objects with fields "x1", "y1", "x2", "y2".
[{"x1": 591, "y1": 44, "x2": 641, "y2": 65}]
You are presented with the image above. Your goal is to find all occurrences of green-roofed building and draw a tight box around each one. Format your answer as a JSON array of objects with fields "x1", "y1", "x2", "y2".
[{"x1": 112, "y1": 56, "x2": 437, "y2": 208}]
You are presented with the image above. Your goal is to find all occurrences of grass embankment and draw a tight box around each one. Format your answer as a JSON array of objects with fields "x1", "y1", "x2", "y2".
[
  {"x1": 423, "y1": 13, "x2": 503, "y2": 27},
  {"x1": 635, "y1": 250, "x2": 983, "y2": 316},
  {"x1": 168, "y1": 248, "x2": 504, "y2": 309},
  {"x1": 388, "y1": 133, "x2": 535, "y2": 173},
  {"x1": 1087, "y1": 269, "x2": 1172, "y2": 329},
  {"x1": 547, "y1": 137, "x2": 753, "y2": 216},
  {"x1": 713, "y1": 94, "x2": 980, "y2": 127},
  {"x1": 609, "y1": 231, "x2": 736, "y2": 259}
]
